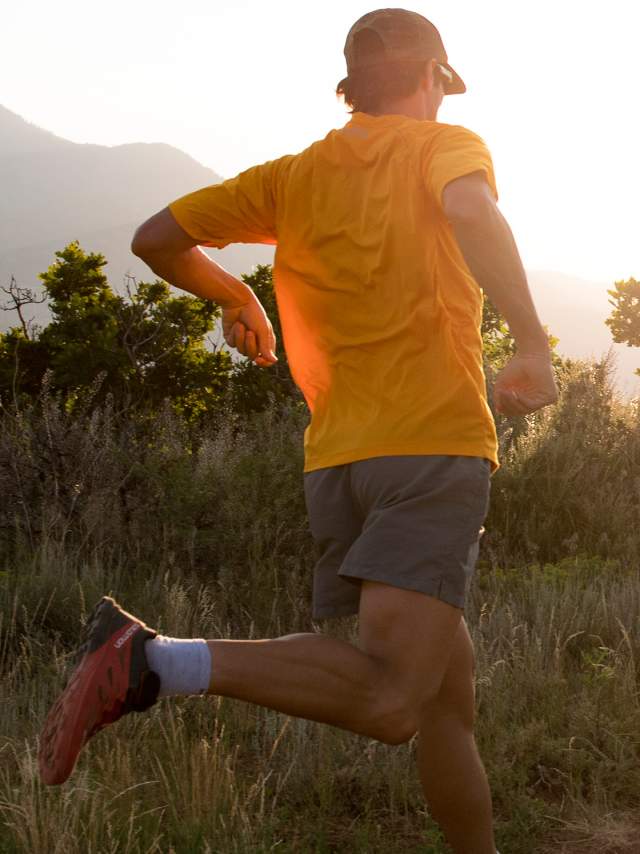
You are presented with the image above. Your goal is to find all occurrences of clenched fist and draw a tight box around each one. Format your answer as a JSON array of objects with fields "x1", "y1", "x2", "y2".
[
  {"x1": 222, "y1": 295, "x2": 278, "y2": 368},
  {"x1": 494, "y1": 352, "x2": 559, "y2": 416}
]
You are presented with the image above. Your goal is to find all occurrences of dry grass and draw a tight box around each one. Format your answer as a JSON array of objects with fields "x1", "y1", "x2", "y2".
[
  {"x1": 2, "y1": 551, "x2": 640, "y2": 853},
  {"x1": 539, "y1": 809, "x2": 640, "y2": 854},
  {"x1": 2, "y1": 360, "x2": 640, "y2": 852}
]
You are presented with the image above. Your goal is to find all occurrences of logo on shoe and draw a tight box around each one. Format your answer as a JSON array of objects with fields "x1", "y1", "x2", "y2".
[{"x1": 114, "y1": 623, "x2": 140, "y2": 649}]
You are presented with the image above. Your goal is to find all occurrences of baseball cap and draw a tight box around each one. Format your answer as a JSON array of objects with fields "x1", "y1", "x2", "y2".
[{"x1": 343, "y1": 8, "x2": 466, "y2": 95}]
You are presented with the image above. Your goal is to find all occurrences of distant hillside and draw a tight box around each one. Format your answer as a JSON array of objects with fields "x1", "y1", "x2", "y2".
[
  {"x1": 0, "y1": 104, "x2": 274, "y2": 321},
  {"x1": 529, "y1": 271, "x2": 639, "y2": 396},
  {"x1": 0, "y1": 103, "x2": 76, "y2": 157}
]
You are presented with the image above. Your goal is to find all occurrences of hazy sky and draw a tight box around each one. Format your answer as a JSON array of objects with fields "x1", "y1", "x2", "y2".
[{"x1": 3, "y1": 0, "x2": 639, "y2": 283}]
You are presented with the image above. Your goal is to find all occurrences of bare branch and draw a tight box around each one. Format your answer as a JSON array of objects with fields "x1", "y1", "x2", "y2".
[
  {"x1": 115, "y1": 274, "x2": 173, "y2": 375},
  {"x1": 1, "y1": 276, "x2": 47, "y2": 338}
]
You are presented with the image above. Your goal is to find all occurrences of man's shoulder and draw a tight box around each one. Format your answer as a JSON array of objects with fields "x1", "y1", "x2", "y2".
[
  {"x1": 405, "y1": 120, "x2": 487, "y2": 147},
  {"x1": 254, "y1": 121, "x2": 491, "y2": 183}
]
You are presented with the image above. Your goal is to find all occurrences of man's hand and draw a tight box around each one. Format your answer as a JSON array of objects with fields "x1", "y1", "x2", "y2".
[
  {"x1": 222, "y1": 294, "x2": 278, "y2": 368},
  {"x1": 493, "y1": 353, "x2": 559, "y2": 416}
]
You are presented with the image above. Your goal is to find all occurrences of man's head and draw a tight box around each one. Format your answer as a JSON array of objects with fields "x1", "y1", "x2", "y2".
[{"x1": 336, "y1": 9, "x2": 465, "y2": 120}]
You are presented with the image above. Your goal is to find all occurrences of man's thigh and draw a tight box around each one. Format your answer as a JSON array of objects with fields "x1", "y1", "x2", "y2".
[{"x1": 357, "y1": 579, "x2": 463, "y2": 711}]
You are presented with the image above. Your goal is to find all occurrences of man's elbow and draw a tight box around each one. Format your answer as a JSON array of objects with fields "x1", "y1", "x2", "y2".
[
  {"x1": 131, "y1": 222, "x2": 158, "y2": 260},
  {"x1": 130, "y1": 228, "x2": 143, "y2": 259},
  {"x1": 131, "y1": 207, "x2": 196, "y2": 260}
]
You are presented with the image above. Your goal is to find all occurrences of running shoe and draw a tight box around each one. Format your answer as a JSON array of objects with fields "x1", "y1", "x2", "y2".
[{"x1": 38, "y1": 596, "x2": 160, "y2": 785}]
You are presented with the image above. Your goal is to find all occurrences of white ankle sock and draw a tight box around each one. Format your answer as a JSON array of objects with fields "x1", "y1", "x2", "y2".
[{"x1": 144, "y1": 636, "x2": 211, "y2": 698}]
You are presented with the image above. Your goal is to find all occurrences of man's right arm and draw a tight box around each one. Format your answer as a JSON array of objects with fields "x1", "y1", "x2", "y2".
[{"x1": 442, "y1": 171, "x2": 558, "y2": 416}]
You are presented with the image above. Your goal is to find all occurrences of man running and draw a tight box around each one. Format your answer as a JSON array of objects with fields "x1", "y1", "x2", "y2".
[{"x1": 39, "y1": 9, "x2": 557, "y2": 853}]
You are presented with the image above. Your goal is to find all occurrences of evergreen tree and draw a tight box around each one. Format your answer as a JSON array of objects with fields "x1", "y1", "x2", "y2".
[
  {"x1": 606, "y1": 277, "x2": 640, "y2": 374},
  {"x1": 0, "y1": 242, "x2": 231, "y2": 416}
]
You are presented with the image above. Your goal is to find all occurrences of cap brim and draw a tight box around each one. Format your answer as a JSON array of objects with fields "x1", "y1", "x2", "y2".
[{"x1": 443, "y1": 62, "x2": 466, "y2": 95}]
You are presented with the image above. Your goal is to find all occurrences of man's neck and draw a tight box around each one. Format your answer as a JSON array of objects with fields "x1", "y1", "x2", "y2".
[{"x1": 371, "y1": 100, "x2": 435, "y2": 122}]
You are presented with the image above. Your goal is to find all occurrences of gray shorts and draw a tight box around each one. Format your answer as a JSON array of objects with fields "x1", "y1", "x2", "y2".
[{"x1": 303, "y1": 455, "x2": 491, "y2": 619}]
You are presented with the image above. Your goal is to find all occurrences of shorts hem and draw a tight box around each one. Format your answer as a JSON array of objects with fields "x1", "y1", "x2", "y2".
[
  {"x1": 312, "y1": 601, "x2": 360, "y2": 620},
  {"x1": 338, "y1": 566, "x2": 466, "y2": 611}
]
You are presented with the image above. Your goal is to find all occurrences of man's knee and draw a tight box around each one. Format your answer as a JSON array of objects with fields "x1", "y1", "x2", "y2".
[
  {"x1": 366, "y1": 680, "x2": 436, "y2": 745},
  {"x1": 419, "y1": 619, "x2": 476, "y2": 730},
  {"x1": 379, "y1": 725, "x2": 417, "y2": 746},
  {"x1": 356, "y1": 582, "x2": 464, "y2": 743},
  {"x1": 369, "y1": 701, "x2": 418, "y2": 745},
  {"x1": 365, "y1": 636, "x2": 476, "y2": 743}
]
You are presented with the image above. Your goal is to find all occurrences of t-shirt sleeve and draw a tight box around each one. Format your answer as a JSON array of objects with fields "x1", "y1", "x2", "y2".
[
  {"x1": 168, "y1": 159, "x2": 281, "y2": 248},
  {"x1": 423, "y1": 125, "x2": 498, "y2": 206}
]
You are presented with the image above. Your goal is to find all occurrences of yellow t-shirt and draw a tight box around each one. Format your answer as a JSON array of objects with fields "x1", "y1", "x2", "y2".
[{"x1": 169, "y1": 112, "x2": 499, "y2": 472}]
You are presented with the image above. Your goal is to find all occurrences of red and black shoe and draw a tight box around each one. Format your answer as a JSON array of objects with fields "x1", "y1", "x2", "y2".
[{"x1": 38, "y1": 596, "x2": 160, "y2": 786}]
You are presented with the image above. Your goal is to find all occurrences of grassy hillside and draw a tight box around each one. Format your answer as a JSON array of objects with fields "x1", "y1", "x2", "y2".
[{"x1": 1, "y1": 359, "x2": 640, "y2": 852}]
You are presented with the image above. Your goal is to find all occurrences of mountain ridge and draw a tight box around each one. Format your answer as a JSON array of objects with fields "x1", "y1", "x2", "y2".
[
  {"x1": 1, "y1": 105, "x2": 637, "y2": 394},
  {"x1": 0, "y1": 104, "x2": 276, "y2": 304},
  {"x1": 0, "y1": 104, "x2": 75, "y2": 155}
]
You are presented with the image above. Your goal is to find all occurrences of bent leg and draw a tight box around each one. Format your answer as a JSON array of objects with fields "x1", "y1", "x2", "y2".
[
  {"x1": 418, "y1": 618, "x2": 496, "y2": 854},
  {"x1": 207, "y1": 630, "x2": 400, "y2": 742},
  {"x1": 206, "y1": 580, "x2": 461, "y2": 744},
  {"x1": 205, "y1": 583, "x2": 499, "y2": 851}
]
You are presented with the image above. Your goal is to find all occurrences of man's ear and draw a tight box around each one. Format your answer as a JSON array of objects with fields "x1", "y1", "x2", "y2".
[{"x1": 421, "y1": 58, "x2": 438, "y2": 93}]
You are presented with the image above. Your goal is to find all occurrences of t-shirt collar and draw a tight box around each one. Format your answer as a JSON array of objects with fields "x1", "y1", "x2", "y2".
[{"x1": 348, "y1": 111, "x2": 417, "y2": 128}]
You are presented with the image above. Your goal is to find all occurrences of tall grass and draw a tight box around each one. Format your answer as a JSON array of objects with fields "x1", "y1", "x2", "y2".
[
  {"x1": 1, "y1": 359, "x2": 640, "y2": 853},
  {"x1": 487, "y1": 356, "x2": 640, "y2": 566}
]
